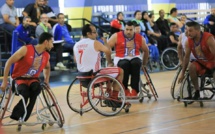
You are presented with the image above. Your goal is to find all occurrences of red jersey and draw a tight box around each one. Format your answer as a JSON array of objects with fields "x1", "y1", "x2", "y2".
[
  {"x1": 188, "y1": 32, "x2": 214, "y2": 61},
  {"x1": 115, "y1": 31, "x2": 142, "y2": 58},
  {"x1": 12, "y1": 45, "x2": 49, "y2": 79}
]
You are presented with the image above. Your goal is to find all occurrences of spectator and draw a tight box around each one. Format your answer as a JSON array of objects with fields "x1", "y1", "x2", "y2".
[
  {"x1": 0, "y1": 0, "x2": 19, "y2": 32},
  {"x1": 35, "y1": 13, "x2": 52, "y2": 38},
  {"x1": 204, "y1": 8, "x2": 215, "y2": 36},
  {"x1": 180, "y1": 14, "x2": 187, "y2": 33},
  {"x1": 53, "y1": 13, "x2": 75, "y2": 50},
  {"x1": 168, "y1": 23, "x2": 179, "y2": 46},
  {"x1": 132, "y1": 10, "x2": 146, "y2": 32},
  {"x1": 42, "y1": 0, "x2": 58, "y2": 27},
  {"x1": 0, "y1": 7, "x2": 3, "y2": 25},
  {"x1": 110, "y1": 12, "x2": 125, "y2": 35},
  {"x1": 156, "y1": 9, "x2": 170, "y2": 36},
  {"x1": 134, "y1": 24, "x2": 160, "y2": 65},
  {"x1": 167, "y1": 8, "x2": 183, "y2": 29},
  {"x1": 15, "y1": 16, "x2": 38, "y2": 50},
  {"x1": 142, "y1": 11, "x2": 167, "y2": 53},
  {"x1": 22, "y1": 0, "x2": 45, "y2": 27}
]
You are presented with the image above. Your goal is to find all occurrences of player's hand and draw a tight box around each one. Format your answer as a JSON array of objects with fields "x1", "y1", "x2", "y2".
[
  {"x1": 0, "y1": 81, "x2": 8, "y2": 92},
  {"x1": 178, "y1": 72, "x2": 185, "y2": 84},
  {"x1": 107, "y1": 62, "x2": 114, "y2": 67},
  {"x1": 209, "y1": 21, "x2": 214, "y2": 25}
]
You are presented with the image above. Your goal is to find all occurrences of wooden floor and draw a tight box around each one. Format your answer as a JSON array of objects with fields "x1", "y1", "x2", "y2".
[{"x1": 2, "y1": 70, "x2": 215, "y2": 134}]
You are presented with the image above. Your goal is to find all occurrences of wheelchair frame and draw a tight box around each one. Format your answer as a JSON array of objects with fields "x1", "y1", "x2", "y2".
[
  {"x1": 179, "y1": 71, "x2": 215, "y2": 107},
  {"x1": 0, "y1": 82, "x2": 64, "y2": 131},
  {"x1": 66, "y1": 73, "x2": 131, "y2": 116}
]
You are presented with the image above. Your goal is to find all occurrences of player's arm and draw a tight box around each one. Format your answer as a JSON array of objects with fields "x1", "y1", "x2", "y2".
[
  {"x1": 94, "y1": 40, "x2": 113, "y2": 66},
  {"x1": 140, "y1": 37, "x2": 149, "y2": 66},
  {"x1": 178, "y1": 40, "x2": 191, "y2": 83},
  {"x1": 1, "y1": 46, "x2": 27, "y2": 91},
  {"x1": 107, "y1": 33, "x2": 117, "y2": 49},
  {"x1": 177, "y1": 34, "x2": 183, "y2": 65},
  {"x1": 207, "y1": 36, "x2": 215, "y2": 60},
  {"x1": 43, "y1": 59, "x2": 51, "y2": 85}
]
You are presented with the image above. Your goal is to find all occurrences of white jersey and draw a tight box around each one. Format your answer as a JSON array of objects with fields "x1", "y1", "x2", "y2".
[
  {"x1": 73, "y1": 38, "x2": 101, "y2": 72},
  {"x1": 181, "y1": 33, "x2": 196, "y2": 60}
]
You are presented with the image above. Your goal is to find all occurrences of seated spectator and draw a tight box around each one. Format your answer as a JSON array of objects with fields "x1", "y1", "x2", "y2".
[
  {"x1": 22, "y1": 0, "x2": 45, "y2": 35},
  {"x1": 142, "y1": 12, "x2": 168, "y2": 53},
  {"x1": 156, "y1": 9, "x2": 170, "y2": 36},
  {"x1": 132, "y1": 10, "x2": 146, "y2": 32},
  {"x1": 167, "y1": 8, "x2": 183, "y2": 29},
  {"x1": 0, "y1": 7, "x2": 3, "y2": 25},
  {"x1": 0, "y1": 0, "x2": 19, "y2": 32},
  {"x1": 134, "y1": 24, "x2": 160, "y2": 64},
  {"x1": 180, "y1": 14, "x2": 187, "y2": 33},
  {"x1": 15, "y1": 16, "x2": 38, "y2": 50},
  {"x1": 168, "y1": 23, "x2": 179, "y2": 46},
  {"x1": 203, "y1": 8, "x2": 215, "y2": 36},
  {"x1": 110, "y1": 12, "x2": 125, "y2": 35},
  {"x1": 23, "y1": 0, "x2": 45, "y2": 26},
  {"x1": 53, "y1": 13, "x2": 75, "y2": 50},
  {"x1": 35, "y1": 13, "x2": 52, "y2": 38},
  {"x1": 42, "y1": 0, "x2": 58, "y2": 27}
]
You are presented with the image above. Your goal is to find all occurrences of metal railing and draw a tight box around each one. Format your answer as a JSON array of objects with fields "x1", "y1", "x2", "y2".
[{"x1": 68, "y1": 18, "x2": 111, "y2": 35}]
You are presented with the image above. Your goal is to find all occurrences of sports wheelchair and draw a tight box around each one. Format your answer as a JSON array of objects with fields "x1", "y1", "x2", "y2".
[
  {"x1": 160, "y1": 47, "x2": 179, "y2": 70},
  {"x1": 129, "y1": 67, "x2": 158, "y2": 102},
  {"x1": 179, "y1": 69, "x2": 215, "y2": 107},
  {"x1": 0, "y1": 79, "x2": 64, "y2": 131},
  {"x1": 103, "y1": 52, "x2": 158, "y2": 101},
  {"x1": 66, "y1": 70, "x2": 131, "y2": 116}
]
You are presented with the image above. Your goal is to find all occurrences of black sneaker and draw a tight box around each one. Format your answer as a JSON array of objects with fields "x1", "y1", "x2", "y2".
[{"x1": 193, "y1": 91, "x2": 200, "y2": 100}]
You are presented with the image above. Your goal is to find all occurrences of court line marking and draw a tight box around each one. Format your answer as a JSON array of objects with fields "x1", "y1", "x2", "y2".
[
  {"x1": 117, "y1": 110, "x2": 215, "y2": 134},
  {"x1": 33, "y1": 103, "x2": 182, "y2": 133},
  {"x1": 145, "y1": 115, "x2": 215, "y2": 134}
]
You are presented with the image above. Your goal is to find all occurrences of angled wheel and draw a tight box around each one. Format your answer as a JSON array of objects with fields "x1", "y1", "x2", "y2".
[
  {"x1": 87, "y1": 75, "x2": 126, "y2": 116},
  {"x1": 0, "y1": 88, "x2": 12, "y2": 125},
  {"x1": 170, "y1": 66, "x2": 182, "y2": 99},
  {"x1": 180, "y1": 73, "x2": 196, "y2": 104},
  {"x1": 41, "y1": 84, "x2": 64, "y2": 128},
  {"x1": 66, "y1": 78, "x2": 92, "y2": 113},
  {"x1": 161, "y1": 47, "x2": 179, "y2": 70}
]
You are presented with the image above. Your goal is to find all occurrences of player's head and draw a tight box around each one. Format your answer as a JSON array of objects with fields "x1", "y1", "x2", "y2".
[
  {"x1": 38, "y1": 32, "x2": 54, "y2": 52},
  {"x1": 124, "y1": 21, "x2": 135, "y2": 38},
  {"x1": 186, "y1": 21, "x2": 201, "y2": 39},
  {"x1": 82, "y1": 24, "x2": 97, "y2": 40}
]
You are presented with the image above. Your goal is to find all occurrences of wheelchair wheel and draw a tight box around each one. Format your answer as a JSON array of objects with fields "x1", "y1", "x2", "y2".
[
  {"x1": 0, "y1": 89, "x2": 12, "y2": 124},
  {"x1": 180, "y1": 73, "x2": 195, "y2": 101},
  {"x1": 170, "y1": 66, "x2": 182, "y2": 99},
  {"x1": 41, "y1": 84, "x2": 64, "y2": 128},
  {"x1": 87, "y1": 75, "x2": 126, "y2": 116},
  {"x1": 161, "y1": 47, "x2": 179, "y2": 70},
  {"x1": 66, "y1": 78, "x2": 92, "y2": 114}
]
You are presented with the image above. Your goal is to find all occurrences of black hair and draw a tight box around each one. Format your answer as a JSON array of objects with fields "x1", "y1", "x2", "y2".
[
  {"x1": 149, "y1": 13, "x2": 154, "y2": 18},
  {"x1": 170, "y1": 8, "x2": 177, "y2": 14},
  {"x1": 186, "y1": 21, "x2": 200, "y2": 30},
  {"x1": 170, "y1": 22, "x2": 177, "y2": 27},
  {"x1": 134, "y1": 23, "x2": 140, "y2": 27},
  {"x1": 134, "y1": 10, "x2": 141, "y2": 17},
  {"x1": 38, "y1": 32, "x2": 53, "y2": 44},
  {"x1": 117, "y1": 12, "x2": 124, "y2": 19},
  {"x1": 22, "y1": 16, "x2": 31, "y2": 22},
  {"x1": 57, "y1": 13, "x2": 64, "y2": 18},
  {"x1": 126, "y1": 21, "x2": 134, "y2": 27},
  {"x1": 82, "y1": 24, "x2": 93, "y2": 37}
]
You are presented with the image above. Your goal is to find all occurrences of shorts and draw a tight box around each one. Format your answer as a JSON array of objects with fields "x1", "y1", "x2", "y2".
[{"x1": 192, "y1": 61, "x2": 215, "y2": 75}]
